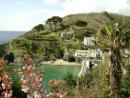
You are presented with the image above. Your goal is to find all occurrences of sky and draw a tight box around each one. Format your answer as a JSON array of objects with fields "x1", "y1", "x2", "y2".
[{"x1": 1, "y1": 0, "x2": 130, "y2": 31}]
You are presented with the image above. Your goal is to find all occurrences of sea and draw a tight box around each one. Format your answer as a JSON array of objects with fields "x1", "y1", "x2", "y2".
[{"x1": 0, "y1": 31, "x2": 26, "y2": 45}]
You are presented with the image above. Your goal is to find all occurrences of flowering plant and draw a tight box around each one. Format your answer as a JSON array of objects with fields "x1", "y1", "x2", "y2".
[
  {"x1": 14, "y1": 53, "x2": 46, "y2": 98},
  {"x1": 0, "y1": 58, "x2": 13, "y2": 98}
]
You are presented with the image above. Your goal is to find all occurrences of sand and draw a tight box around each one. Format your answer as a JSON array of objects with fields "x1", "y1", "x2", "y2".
[{"x1": 42, "y1": 59, "x2": 81, "y2": 66}]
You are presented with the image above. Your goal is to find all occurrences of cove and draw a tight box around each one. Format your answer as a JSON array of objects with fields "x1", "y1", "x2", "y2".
[{"x1": 40, "y1": 65, "x2": 80, "y2": 90}]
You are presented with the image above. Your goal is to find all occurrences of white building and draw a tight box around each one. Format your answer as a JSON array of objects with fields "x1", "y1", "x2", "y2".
[
  {"x1": 84, "y1": 37, "x2": 95, "y2": 46},
  {"x1": 75, "y1": 50, "x2": 88, "y2": 58},
  {"x1": 75, "y1": 49, "x2": 102, "y2": 59}
]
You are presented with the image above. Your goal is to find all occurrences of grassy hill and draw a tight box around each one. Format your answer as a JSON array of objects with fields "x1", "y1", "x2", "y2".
[
  {"x1": 63, "y1": 12, "x2": 130, "y2": 29},
  {"x1": 9, "y1": 12, "x2": 130, "y2": 61}
]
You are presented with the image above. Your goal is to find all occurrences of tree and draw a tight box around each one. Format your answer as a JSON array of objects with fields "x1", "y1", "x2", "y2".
[
  {"x1": 30, "y1": 42, "x2": 38, "y2": 55},
  {"x1": 46, "y1": 16, "x2": 63, "y2": 31},
  {"x1": 51, "y1": 16, "x2": 63, "y2": 31},
  {"x1": 46, "y1": 18, "x2": 53, "y2": 31},
  {"x1": 33, "y1": 24, "x2": 44, "y2": 32},
  {"x1": 96, "y1": 19, "x2": 130, "y2": 98}
]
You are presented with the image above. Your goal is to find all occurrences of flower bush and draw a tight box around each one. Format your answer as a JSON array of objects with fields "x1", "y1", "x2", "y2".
[
  {"x1": 48, "y1": 80, "x2": 67, "y2": 98},
  {"x1": 0, "y1": 53, "x2": 69, "y2": 98},
  {"x1": 14, "y1": 53, "x2": 46, "y2": 98},
  {"x1": 0, "y1": 58, "x2": 13, "y2": 98}
]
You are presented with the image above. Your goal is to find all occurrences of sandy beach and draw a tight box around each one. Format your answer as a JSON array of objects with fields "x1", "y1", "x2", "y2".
[{"x1": 42, "y1": 59, "x2": 81, "y2": 66}]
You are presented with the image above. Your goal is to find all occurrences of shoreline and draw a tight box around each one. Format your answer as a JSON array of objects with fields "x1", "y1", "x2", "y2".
[
  {"x1": 42, "y1": 59, "x2": 81, "y2": 66},
  {"x1": 13, "y1": 59, "x2": 81, "y2": 66}
]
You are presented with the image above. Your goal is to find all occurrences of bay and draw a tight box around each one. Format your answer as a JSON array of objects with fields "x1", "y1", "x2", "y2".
[{"x1": 41, "y1": 65, "x2": 80, "y2": 90}]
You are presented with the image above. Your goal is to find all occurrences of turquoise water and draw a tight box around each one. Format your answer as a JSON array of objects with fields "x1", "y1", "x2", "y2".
[
  {"x1": 40, "y1": 65, "x2": 80, "y2": 89},
  {"x1": 7, "y1": 64, "x2": 80, "y2": 90}
]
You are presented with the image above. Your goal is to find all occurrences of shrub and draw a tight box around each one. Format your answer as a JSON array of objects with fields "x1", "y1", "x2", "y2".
[
  {"x1": 63, "y1": 72, "x2": 76, "y2": 88},
  {"x1": 33, "y1": 24, "x2": 44, "y2": 32},
  {"x1": 121, "y1": 67, "x2": 130, "y2": 98},
  {"x1": 78, "y1": 72, "x2": 93, "y2": 89},
  {"x1": 4, "y1": 52, "x2": 14, "y2": 63},
  {"x1": 75, "y1": 20, "x2": 87, "y2": 27},
  {"x1": 11, "y1": 72, "x2": 27, "y2": 98},
  {"x1": 0, "y1": 48, "x2": 6, "y2": 57}
]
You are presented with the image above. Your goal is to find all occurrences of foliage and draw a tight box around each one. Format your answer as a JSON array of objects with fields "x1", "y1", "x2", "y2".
[
  {"x1": 0, "y1": 72, "x2": 13, "y2": 98},
  {"x1": 33, "y1": 24, "x2": 44, "y2": 32},
  {"x1": 0, "y1": 59, "x2": 12, "y2": 98},
  {"x1": 46, "y1": 16, "x2": 63, "y2": 31},
  {"x1": 63, "y1": 72, "x2": 76, "y2": 88},
  {"x1": 96, "y1": 19, "x2": 130, "y2": 98},
  {"x1": 0, "y1": 53, "x2": 69, "y2": 98},
  {"x1": 68, "y1": 42, "x2": 80, "y2": 49},
  {"x1": 47, "y1": 16, "x2": 62, "y2": 24},
  {"x1": 10, "y1": 12, "x2": 130, "y2": 60},
  {"x1": 121, "y1": 67, "x2": 130, "y2": 98},
  {"x1": 73, "y1": 27, "x2": 95, "y2": 41},
  {"x1": 78, "y1": 72, "x2": 93, "y2": 88},
  {"x1": 0, "y1": 58, "x2": 6, "y2": 70},
  {"x1": 49, "y1": 80, "x2": 65, "y2": 92},
  {"x1": 48, "y1": 80, "x2": 68, "y2": 98},
  {"x1": 11, "y1": 72, "x2": 27, "y2": 98},
  {"x1": 75, "y1": 20, "x2": 87, "y2": 27},
  {"x1": 96, "y1": 20, "x2": 130, "y2": 48},
  {"x1": 4, "y1": 52, "x2": 14, "y2": 63},
  {"x1": 0, "y1": 49, "x2": 6, "y2": 57},
  {"x1": 30, "y1": 42, "x2": 39, "y2": 55},
  {"x1": 13, "y1": 53, "x2": 46, "y2": 98}
]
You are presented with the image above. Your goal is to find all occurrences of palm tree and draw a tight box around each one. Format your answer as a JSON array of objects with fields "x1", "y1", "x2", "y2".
[{"x1": 96, "y1": 19, "x2": 130, "y2": 98}]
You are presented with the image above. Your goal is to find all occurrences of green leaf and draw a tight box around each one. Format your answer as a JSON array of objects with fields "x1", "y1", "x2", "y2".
[
  {"x1": 118, "y1": 18, "x2": 125, "y2": 29},
  {"x1": 105, "y1": 26, "x2": 113, "y2": 38}
]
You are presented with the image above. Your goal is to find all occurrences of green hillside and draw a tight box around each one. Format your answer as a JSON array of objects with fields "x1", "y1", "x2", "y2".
[{"x1": 9, "y1": 12, "x2": 130, "y2": 61}]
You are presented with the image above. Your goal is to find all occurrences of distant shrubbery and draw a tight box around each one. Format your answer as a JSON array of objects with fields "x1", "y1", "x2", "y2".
[
  {"x1": 75, "y1": 20, "x2": 87, "y2": 27},
  {"x1": 33, "y1": 24, "x2": 44, "y2": 32},
  {"x1": 0, "y1": 48, "x2": 6, "y2": 57}
]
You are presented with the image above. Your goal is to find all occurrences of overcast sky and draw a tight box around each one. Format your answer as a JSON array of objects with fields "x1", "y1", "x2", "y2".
[{"x1": 1, "y1": 0, "x2": 130, "y2": 31}]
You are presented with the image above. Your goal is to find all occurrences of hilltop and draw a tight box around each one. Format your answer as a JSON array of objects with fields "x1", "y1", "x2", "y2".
[{"x1": 8, "y1": 12, "x2": 130, "y2": 62}]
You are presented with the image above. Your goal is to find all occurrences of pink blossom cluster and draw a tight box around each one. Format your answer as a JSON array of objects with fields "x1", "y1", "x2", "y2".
[
  {"x1": 0, "y1": 72, "x2": 13, "y2": 98},
  {"x1": 12, "y1": 53, "x2": 47, "y2": 97},
  {"x1": 14, "y1": 64, "x2": 46, "y2": 98},
  {"x1": 0, "y1": 58, "x2": 12, "y2": 98}
]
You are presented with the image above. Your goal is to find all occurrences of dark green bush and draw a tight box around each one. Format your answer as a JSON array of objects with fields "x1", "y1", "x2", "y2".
[
  {"x1": 75, "y1": 20, "x2": 87, "y2": 27},
  {"x1": 78, "y1": 72, "x2": 93, "y2": 88},
  {"x1": 11, "y1": 72, "x2": 27, "y2": 98},
  {"x1": 4, "y1": 52, "x2": 14, "y2": 63},
  {"x1": 121, "y1": 67, "x2": 130, "y2": 98},
  {"x1": 33, "y1": 24, "x2": 44, "y2": 32},
  {"x1": 101, "y1": 90, "x2": 109, "y2": 98},
  {"x1": 0, "y1": 48, "x2": 6, "y2": 57},
  {"x1": 63, "y1": 72, "x2": 76, "y2": 88}
]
